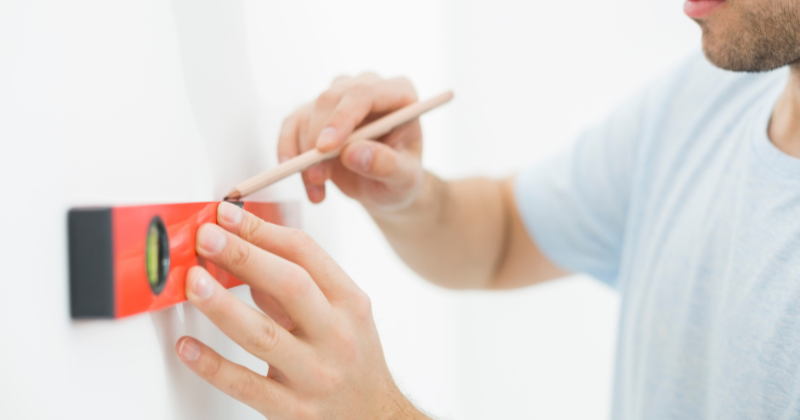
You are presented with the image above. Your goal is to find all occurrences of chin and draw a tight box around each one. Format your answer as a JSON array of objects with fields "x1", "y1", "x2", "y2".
[
  {"x1": 693, "y1": 1, "x2": 800, "y2": 73},
  {"x1": 703, "y1": 44, "x2": 794, "y2": 74},
  {"x1": 700, "y1": 31, "x2": 746, "y2": 72}
]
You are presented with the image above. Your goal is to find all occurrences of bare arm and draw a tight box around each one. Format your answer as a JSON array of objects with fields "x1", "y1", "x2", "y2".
[
  {"x1": 278, "y1": 74, "x2": 567, "y2": 290},
  {"x1": 370, "y1": 174, "x2": 568, "y2": 290}
]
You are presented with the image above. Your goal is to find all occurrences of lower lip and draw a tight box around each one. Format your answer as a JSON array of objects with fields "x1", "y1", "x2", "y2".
[{"x1": 684, "y1": 0, "x2": 726, "y2": 18}]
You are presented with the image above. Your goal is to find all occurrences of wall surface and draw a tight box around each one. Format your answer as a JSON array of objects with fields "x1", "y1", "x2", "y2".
[
  {"x1": 1, "y1": 1, "x2": 267, "y2": 418},
  {"x1": 0, "y1": 1, "x2": 698, "y2": 419}
]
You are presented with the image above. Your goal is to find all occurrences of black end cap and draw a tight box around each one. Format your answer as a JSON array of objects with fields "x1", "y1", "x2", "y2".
[{"x1": 68, "y1": 208, "x2": 114, "y2": 318}]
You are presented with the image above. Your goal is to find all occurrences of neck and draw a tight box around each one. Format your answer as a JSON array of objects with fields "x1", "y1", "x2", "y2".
[{"x1": 768, "y1": 65, "x2": 800, "y2": 158}]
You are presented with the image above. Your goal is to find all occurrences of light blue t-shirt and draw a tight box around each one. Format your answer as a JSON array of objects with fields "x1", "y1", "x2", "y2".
[{"x1": 515, "y1": 53, "x2": 800, "y2": 419}]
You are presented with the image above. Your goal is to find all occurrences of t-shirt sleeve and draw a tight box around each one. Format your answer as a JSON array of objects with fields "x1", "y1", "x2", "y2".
[{"x1": 514, "y1": 91, "x2": 648, "y2": 288}]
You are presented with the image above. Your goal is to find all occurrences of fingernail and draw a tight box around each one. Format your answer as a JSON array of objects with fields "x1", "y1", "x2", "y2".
[
  {"x1": 197, "y1": 225, "x2": 227, "y2": 254},
  {"x1": 180, "y1": 339, "x2": 201, "y2": 361},
  {"x1": 218, "y1": 202, "x2": 243, "y2": 224},
  {"x1": 316, "y1": 127, "x2": 337, "y2": 149},
  {"x1": 191, "y1": 271, "x2": 214, "y2": 299},
  {"x1": 357, "y1": 146, "x2": 373, "y2": 171}
]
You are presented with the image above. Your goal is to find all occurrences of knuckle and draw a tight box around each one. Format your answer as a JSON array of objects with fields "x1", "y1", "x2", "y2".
[
  {"x1": 331, "y1": 325, "x2": 359, "y2": 364},
  {"x1": 199, "y1": 352, "x2": 222, "y2": 379},
  {"x1": 286, "y1": 228, "x2": 316, "y2": 253},
  {"x1": 315, "y1": 89, "x2": 340, "y2": 108},
  {"x1": 249, "y1": 319, "x2": 280, "y2": 353},
  {"x1": 226, "y1": 240, "x2": 252, "y2": 268},
  {"x1": 351, "y1": 82, "x2": 375, "y2": 98},
  {"x1": 353, "y1": 291, "x2": 373, "y2": 319},
  {"x1": 310, "y1": 362, "x2": 344, "y2": 390},
  {"x1": 397, "y1": 76, "x2": 416, "y2": 90},
  {"x1": 291, "y1": 403, "x2": 318, "y2": 420},
  {"x1": 357, "y1": 71, "x2": 380, "y2": 81},
  {"x1": 283, "y1": 265, "x2": 313, "y2": 298},
  {"x1": 232, "y1": 371, "x2": 262, "y2": 401},
  {"x1": 324, "y1": 370, "x2": 346, "y2": 390},
  {"x1": 390, "y1": 77, "x2": 419, "y2": 102},
  {"x1": 238, "y1": 215, "x2": 265, "y2": 243}
]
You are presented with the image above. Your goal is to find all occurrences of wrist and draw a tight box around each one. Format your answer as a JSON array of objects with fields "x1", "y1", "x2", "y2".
[{"x1": 368, "y1": 171, "x2": 448, "y2": 227}]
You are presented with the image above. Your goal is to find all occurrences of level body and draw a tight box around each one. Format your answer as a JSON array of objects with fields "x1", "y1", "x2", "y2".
[{"x1": 68, "y1": 201, "x2": 296, "y2": 319}]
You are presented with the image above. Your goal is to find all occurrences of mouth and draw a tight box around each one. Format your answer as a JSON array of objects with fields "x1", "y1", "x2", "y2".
[{"x1": 684, "y1": 0, "x2": 727, "y2": 19}]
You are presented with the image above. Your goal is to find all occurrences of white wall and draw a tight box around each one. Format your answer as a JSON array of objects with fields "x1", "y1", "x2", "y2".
[
  {"x1": 0, "y1": 1, "x2": 698, "y2": 419},
  {"x1": 1, "y1": 1, "x2": 268, "y2": 418}
]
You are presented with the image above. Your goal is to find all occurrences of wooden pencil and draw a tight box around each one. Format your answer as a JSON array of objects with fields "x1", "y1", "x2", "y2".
[{"x1": 224, "y1": 90, "x2": 454, "y2": 200}]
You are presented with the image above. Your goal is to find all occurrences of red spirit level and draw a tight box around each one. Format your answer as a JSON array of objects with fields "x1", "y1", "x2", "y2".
[{"x1": 68, "y1": 201, "x2": 298, "y2": 319}]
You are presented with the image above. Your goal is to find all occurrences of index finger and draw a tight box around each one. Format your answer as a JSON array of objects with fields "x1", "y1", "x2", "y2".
[
  {"x1": 216, "y1": 202, "x2": 359, "y2": 303},
  {"x1": 196, "y1": 222, "x2": 333, "y2": 338}
]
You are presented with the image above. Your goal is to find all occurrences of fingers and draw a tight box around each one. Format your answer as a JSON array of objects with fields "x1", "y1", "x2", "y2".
[
  {"x1": 195, "y1": 223, "x2": 332, "y2": 337},
  {"x1": 340, "y1": 139, "x2": 423, "y2": 186},
  {"x1": 277, "y1": 111, "x2": 302, "y2": 164},
  {"x1": 216, "y1": 202, "x2": 359, "y2": 302},
  {"x1": 314, "y1": 77, "x2": 418, "y2": 152},
  {"x1": 302, "y1": 168, "x2": 326, "y2": 204},
  {"x1": 185, "y1": 266, "x2": 307, "y2": 367},
  {"x1": 175, "y1": 336, "x2": 295, "y2": 417},
  {"x1": 251, "y1": 288, "x2": 295, "y2": 332},
  {"x1": 313, "y1": 93, "x2": 373, "y2": 150},
  {"x1": 275, "y1": 74, "x2": 419, "y2": 204}
]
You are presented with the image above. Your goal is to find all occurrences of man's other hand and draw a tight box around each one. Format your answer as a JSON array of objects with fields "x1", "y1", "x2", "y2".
[{"x1": 277, "y1": 73, "x2": 425, "y2": 214}]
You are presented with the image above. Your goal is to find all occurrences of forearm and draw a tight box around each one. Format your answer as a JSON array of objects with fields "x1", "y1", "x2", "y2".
[
  {"x1": 369, "y1": 172, "x2": 508, "y2": 289},
  {"x1": 381, "y1": 392, "x2": 434, "y2": 420}
]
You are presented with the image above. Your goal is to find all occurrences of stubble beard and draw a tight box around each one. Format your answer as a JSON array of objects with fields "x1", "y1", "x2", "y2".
[{"x1": 698, "y1": 1, "x2": 800, "y2": 73}]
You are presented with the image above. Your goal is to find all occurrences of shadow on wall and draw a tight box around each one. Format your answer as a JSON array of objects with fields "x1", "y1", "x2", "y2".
[{"x1": 170, "y1": 0, "x2": 263, "y2": 199}]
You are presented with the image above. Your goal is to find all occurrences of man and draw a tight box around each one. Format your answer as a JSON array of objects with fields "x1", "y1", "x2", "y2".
[{"x1": 174, "y1": 0, "x2": 800, "y2": 418}]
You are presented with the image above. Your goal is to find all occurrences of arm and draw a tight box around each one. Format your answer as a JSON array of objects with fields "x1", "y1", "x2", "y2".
[
  {"x1": 370, "y1": 174, "x2": 568, "y2": 289},
  {"x1": 278, "y1": 74, "x2": 567, "y2": 290}
]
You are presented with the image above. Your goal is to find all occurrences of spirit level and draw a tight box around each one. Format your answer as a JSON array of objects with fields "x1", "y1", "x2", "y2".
[{"x1": 68, "y1": 201, "x2": 297, "y2": 319}]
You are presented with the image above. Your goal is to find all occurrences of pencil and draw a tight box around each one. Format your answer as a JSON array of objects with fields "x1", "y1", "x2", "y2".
[{"x1": 224, "y1": 90, "x2": 454, "y2": 200}]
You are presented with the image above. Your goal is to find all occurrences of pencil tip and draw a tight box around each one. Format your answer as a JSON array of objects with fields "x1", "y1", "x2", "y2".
[{"x1": 223, "y1": 189, "x2": 242, "y2": 201}]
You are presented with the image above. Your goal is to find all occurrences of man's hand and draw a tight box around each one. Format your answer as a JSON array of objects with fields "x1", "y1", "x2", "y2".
[
  {"x1": 278, "y1": 73, "x2": 425, "y2": 213},
  {"x1": 175, "y1": 202, "x2": 427, "y2": 420}
]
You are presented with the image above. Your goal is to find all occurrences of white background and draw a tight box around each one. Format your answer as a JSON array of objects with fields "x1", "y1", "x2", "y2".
[{"x1": 0, "y1": 0, "x2": 698, "y2": 418}]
